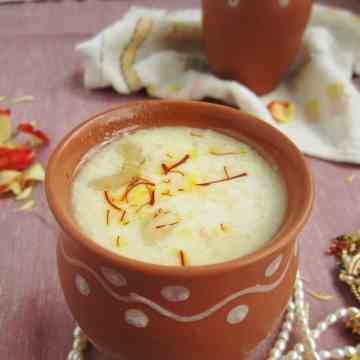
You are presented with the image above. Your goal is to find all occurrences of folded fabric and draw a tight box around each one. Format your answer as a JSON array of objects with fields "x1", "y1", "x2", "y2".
[{"x1": 77, "y1": 5, "x2": 360, "y2": 164}]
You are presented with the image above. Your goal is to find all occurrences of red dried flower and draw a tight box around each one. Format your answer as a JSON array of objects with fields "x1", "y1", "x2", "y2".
[
  {"x1": 17, "y1": 123, "x2": 49, "y2": 146},
  {"x1": 0, "y1": 147, "x2": 34, "y2": 171}
]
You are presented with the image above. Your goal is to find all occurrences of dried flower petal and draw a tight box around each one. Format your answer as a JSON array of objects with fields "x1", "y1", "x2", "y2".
[
  {"x1": 16, "y1": 186, "x2": 32, "y2": 200},
  {"x1": 0, "y1": 170, "x2": 21, "y2": 195},
  {"x1": 0, "y1": 170, "x2": 21, "y2": 187},
  {"x1": 17, "y1": 123, "x2": 49, "y2": 147},
  {"x1": 305, "y1": 288, "x2": 333, "y2": 302},
  {"x1": 13, "y1": 95, "x2": 34, "y2": 104},
  {"x1": 267, "y1": 101, "x2": 296, "y2": 124},
  {"x1": 17, "y1": 199, "x2": 35, "y2": 211},
  {"x1": 0, "y1": 163, "x2": 44, "y2": 198},
  {"x1": 0, "y1": 108, "x2": 12, "y2": 144},
  {"x1": 22, "y1": 163, "x2": 45, "y2": 183},
  {"x1": 8, "y1": 181, "x2": 22, "y2": 196},
  {"x1": 0, "y1": 103, "x2": 48, "y2": 204},
  {"x1": 0, "y1": 147, "x2": 34, "y2": 171}
]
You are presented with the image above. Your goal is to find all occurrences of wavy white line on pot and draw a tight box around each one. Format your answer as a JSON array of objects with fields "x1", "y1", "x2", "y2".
[
  {"x1": 61, "y1": 241, "x2": 291, "y2": 323},
  {"x1": 128, "y1": 255, "x2": 291, "y2": 323},
  {"x1": 61, "y1": 241, "x2": 133, "y2": 304}
]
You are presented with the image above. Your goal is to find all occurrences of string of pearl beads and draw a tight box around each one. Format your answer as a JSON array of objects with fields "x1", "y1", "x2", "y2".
[{"x1": 267, "y1": 274, "x2": 360, "y2": 360}]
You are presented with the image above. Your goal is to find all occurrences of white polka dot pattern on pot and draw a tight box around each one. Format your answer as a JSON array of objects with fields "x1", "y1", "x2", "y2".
[
  {"x1": 265, "y1": 255, "x2": 283, "y2": 278},
  {"x1": 227, "y1": 305, "x2": 249, "y2": 325},
  {"x1": 125, "y1": 309, "x2": 149, "y2": 328},
  {"x1": 279, "y1": 0, "x2": 290, "y2": 8},
  {"x1": 161, "y1": 286, "x2": 190, "y2": 302},
  {"x1": 100, "y1": 267, "x2": 127, "y2": 287},
  {"x1": 228, "y1": 0, "x2": 240, "y2": 8},
  {"x1": 61, "y1": 241, "x2": 293, "y2": 324},
  {"x1": 75, "y1": 274, "x2": 90, "y2": 296}
]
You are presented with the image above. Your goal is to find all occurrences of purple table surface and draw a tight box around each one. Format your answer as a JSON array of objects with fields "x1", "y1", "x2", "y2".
[{"x1": 1, "y1": 1, "x2": 360, "y2": 359}]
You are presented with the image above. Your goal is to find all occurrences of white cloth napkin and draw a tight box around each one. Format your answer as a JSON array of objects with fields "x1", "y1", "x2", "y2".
[{"x1": 77, "y1": 5, "x2": 360, "y2": 164}]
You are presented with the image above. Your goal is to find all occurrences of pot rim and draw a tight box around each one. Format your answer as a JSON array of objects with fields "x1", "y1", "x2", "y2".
[{"x1": 46, "y1": 100, "x2": 314, "y2": 278}]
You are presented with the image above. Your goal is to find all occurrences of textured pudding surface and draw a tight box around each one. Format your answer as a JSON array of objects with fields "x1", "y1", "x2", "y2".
[{"x1": 72, "y1": 127, "x2": 287, "y2": 266}]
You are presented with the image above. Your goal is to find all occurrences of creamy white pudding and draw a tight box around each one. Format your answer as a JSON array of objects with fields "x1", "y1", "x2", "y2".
[{"x1": 72, "y1": 127, "x2": 286, "y2": 266}]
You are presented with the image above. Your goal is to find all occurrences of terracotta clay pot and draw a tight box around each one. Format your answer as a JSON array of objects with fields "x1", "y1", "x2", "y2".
[
  {"x1": 202, "y1": 0, "x2": 313, "y2": 95},
  {"x1": 46, "y1": 101, "x2": 313, "y2": 360}
]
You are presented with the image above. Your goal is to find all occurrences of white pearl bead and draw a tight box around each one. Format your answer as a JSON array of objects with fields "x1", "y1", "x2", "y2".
[
  {"x1": 73, "y1": 326, "x2": 83, "y2": 337},
  {"x1": 331, "y1": 348, "x2": 345, "y2": 359},
  {"x1": 283, "y1": 321, "x2": 293, "y2": 332},
  {"x1": 296, "y1": 289, "x2": 304, "y2": 296},
  {"x1": 319, "y1": 350, "x2": 331, "y2": 359},
  {"x1": 296, "y1": 309, "x2": 305, "y2": 319},
  {"x1": 326, "y1": 314, "x2": 337, "y2": 325},
  {"x1": 270, "y1": 348, "x2": 281, "y2": 358},
  {"x1": 276, "y1": 340, "x2": 286, "y2": 352},
  {"x1": 279, "y1": 331, "x2": 290, "y2": 341},
  {"x1": 335, "y1": 308, "x2": 348, "y2": 318},
  {"x1": 296, "y1": 306, "x2": 306, "y2": 314},
  {"x1": 344, "y1": 346, "x2": 356, "y2": 356},
  {"x1": 307, "y1": 337, "x2": 316, "y2": 350},
  {"x1": 311, "y1": 329, "x2": 321, "y2": 339},
  {"x1": 301, "y1": 315, "x2": 309, "y2": 324},
  {"x1": 288, "y1": 302, "x2": 295, "y2": 311},
  {"x1": 67, "y1": 350, "x2": 83, "y2": 360},
  {"x1": 298, "y1": 323, "x2": 307, "y2": 333},
  {"x1": 317, "y1": 322, "x2": 328, "y2": 332},
  {"x1": 294, "y1": 343, "x2": 304, "y2": 353},
  {"x1": 286, "y1": 312, "x2": 295, "y2": 322},
  {"x1": 73, "y1": 338, "x2": 86, "y2": 351},
  {"x1": 286, "y1": 352, "x2": 299, "y2": 360},
  {"x1": 303, "y1": 327, "x2": 312, "y2": 338},
  {"x1": 74, "y1": 332, "x2": 87, "y2": 343}
]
